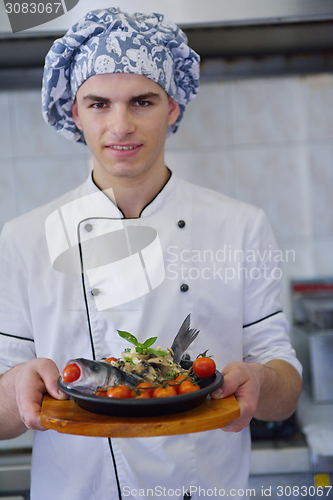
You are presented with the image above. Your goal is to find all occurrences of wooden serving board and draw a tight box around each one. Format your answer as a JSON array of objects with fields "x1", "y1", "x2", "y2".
[{"x1": 40, "y1": 394, "x2": 240, "y2": 438}]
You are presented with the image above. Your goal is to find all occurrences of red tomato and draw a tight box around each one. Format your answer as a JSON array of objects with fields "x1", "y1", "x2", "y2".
[
  {"x1": 62, "y1": 363, "x2": 81, "y2": 383},
  {"x1": 168, "y1": 374, "x2": 190, "y2": 394},
  {"x1": 152, "y1": 385, "x2": 177, "y2": 398},
  {"x1": 168, "y1": 374, "x2": 187, "y2": 386},
  {"x1": 178, "y1": 380, "x2": 200, "y2": 395},
  {"x1": 137, "y1": 382, "x2": 156, "y2": 397},
  {"x1": 106, "y1": 385, "x2": 132, "y2": 399},
  {"x1": 192, "y1": 357, "x2": 216, "y2": 379},
  {"x1": 94, "y1": 390, "x2": 107, "y2": 397},
  {"x1": 134, "y1": 391, "x2": 151, "y2": 399},
  {"x1": 104, "y1": 357, "x2": 118, "y2": 363}
]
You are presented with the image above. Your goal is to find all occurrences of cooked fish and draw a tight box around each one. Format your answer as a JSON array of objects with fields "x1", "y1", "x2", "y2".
[
  {"x1": 170, "y1": 314, "x2": 200, "y2": 363},
  {"x1": 61, "y1": 314, "x2": 199, "y2": 393},
  {"x1": 61, "y1": 358, "x2": 142, "y2": 393}
]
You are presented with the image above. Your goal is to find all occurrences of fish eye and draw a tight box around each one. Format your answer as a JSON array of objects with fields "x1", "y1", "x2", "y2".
[{"x1": 91, "y1": 362, "x2": 99, "y2": 371}]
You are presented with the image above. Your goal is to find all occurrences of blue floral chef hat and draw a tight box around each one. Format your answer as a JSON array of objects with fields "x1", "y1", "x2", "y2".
[{"x1": 42, "y1": 7, "x2": 200, "y2": 143}]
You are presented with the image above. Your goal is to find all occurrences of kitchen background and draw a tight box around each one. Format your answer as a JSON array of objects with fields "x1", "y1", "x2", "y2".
[
  {"x1": 0, "y1": 71, "x2": 332, "y2": 319},
  {"x1": 1, "y1": 1, "x2": 333, "y2": 498}
]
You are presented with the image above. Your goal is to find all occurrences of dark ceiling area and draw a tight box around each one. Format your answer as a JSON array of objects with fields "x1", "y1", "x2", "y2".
[
  {"x1": 186, "y1": 20, "x2": 333, "y2": 58},
  {"x1": 1, "y1": 20, "x2": 333, "y2": 88}
]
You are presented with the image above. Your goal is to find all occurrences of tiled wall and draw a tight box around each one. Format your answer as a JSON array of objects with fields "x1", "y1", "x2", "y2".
[
  {"x1": 1, "y1": 73, "x2": 332, "y2": 320},
  {"x1": 166, "y1": 73, "x2": 333, "y2": 320},
  {"x1": 0, "y1": 91, "x2": 91, "y2": 227}
]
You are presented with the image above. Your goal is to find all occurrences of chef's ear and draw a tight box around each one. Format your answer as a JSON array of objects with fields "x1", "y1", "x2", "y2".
[
  {"x1": 168, "y1": 97, "x2": 180, "y2": 127},
  {"x1": 72, "y1": 99, "x2": 82, "y2": 130}
]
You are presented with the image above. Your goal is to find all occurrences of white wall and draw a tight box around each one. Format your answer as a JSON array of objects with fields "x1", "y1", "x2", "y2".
[{"x1": 1, "y1": 73, "x2": 332, "y2": 320}]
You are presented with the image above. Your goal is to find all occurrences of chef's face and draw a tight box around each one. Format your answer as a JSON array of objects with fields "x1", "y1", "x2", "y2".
[{"x1": 72, "y1": 73, "x2": 180, "y2": 188}]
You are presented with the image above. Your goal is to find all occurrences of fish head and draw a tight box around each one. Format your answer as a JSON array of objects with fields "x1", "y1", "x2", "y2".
[{"x1": 61, "y1": 358, "x2": 111, "y2": 393}]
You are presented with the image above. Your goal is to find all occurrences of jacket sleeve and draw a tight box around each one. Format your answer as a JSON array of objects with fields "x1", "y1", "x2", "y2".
[
  {"x1": 0, "y1": 223, "x2": 36, "y2": 373},
  {"x1": 242, "y1": 209, "x2": 302, "y2": 376}
]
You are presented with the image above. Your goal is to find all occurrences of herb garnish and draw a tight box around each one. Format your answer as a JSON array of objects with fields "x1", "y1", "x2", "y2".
[{"x1": 117, "y1": 330, "x2": 169, "y2": 356}]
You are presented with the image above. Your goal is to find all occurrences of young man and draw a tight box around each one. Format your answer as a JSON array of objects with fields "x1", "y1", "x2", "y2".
[{"x1": 0, "y1": 8, "x2": 302, "y2": 500}]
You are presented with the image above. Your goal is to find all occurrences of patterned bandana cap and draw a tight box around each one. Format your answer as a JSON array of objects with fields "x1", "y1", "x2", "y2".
[{"x1": 42, "y1": 7, "x2": 200, "y2": 143}]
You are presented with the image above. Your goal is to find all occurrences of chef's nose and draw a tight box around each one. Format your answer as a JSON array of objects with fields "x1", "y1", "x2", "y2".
[{"x1": 108, "y1": 104, "x2": 135, "y2": 138}]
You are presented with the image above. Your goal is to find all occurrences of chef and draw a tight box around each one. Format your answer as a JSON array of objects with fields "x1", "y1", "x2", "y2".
[{"x1": 0, "y1": 8, "x2": 302, "y2": 500}]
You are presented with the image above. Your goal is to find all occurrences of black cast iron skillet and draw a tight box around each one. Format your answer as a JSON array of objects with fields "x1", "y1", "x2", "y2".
[{"x1": 58, "y1": 360, "x2": 223, "y2": 418}]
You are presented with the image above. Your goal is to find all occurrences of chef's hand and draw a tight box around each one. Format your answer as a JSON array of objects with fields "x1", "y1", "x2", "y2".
[
  {"x1": 210, "y1": 361, "x2": 261, "y2": 433},
  {"x1": 210, "y1": 359, "x2": 302, "y2": 433},
  {"x1": 14, "y1": 358, "x2": 69, "y2": 432}
]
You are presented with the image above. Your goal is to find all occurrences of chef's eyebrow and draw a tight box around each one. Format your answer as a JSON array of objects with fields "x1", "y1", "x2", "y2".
[
  {"x1": 81, "y1": 92, "x2": 161, "y2": 104},
  {"x1": 130, "y1": 92, "x2": 161, "y2": 102},
  {"x1": 82, "y1": 94, "x2": 110, "y2": 104}
]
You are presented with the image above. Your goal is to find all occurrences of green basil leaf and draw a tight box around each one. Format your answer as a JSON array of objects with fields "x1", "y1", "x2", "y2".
[
  {"x1": 146, "y1": 348, "x2": 169, "y2": 357},
  {"x1": 142, "y1": 336, "x2": 157, "y2": 348},
  {"x1": 117, "y1": 330, "x2": 139, "y2": 347}
]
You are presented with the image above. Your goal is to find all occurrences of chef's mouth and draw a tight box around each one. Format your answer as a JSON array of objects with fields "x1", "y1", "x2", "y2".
[
  {"x1": 106, "y1": 144, "x2": 142, "y2": 152},
  {"x1": 108, "y1": 145, "x2": 139, "y2": 150},
  {"x1": 104, "y1": 144, "x2": 143, "y2": 158}
]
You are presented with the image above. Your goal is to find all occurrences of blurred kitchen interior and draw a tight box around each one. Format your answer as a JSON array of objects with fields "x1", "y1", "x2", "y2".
[{"x1": 0, "y1": 1, "x2": 333, "y2": 498}]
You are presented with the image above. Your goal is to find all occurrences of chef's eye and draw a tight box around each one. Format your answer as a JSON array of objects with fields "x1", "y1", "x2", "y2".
[
  {"x1": 135, "y1": 99, "x2": 150, "y2": 107},
  {"x1": 91, "y1": 102, "x2": 107, "y2": 109}
]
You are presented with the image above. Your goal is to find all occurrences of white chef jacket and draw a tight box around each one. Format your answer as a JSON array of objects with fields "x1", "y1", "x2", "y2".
[{"x1": 0, "y1": 172, "x2": 302, "y2": 500}]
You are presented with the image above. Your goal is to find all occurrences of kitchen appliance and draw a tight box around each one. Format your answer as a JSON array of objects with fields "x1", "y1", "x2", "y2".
[
  {"x1": 0, "y1": 431, "x2": 33, "y2": 499},
  {"x1": 291, "y1": 278, "x2": 333, "y2": 404}
]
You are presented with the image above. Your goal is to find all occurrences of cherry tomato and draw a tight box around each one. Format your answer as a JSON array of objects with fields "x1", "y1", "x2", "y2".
[
  {"x1": 62, "y1": 363, "x2": 81, "y2": 383},
  {"x1": 106, "y1": 385, "x2": 132, "y2": 399},
  {"x1": 137, "y1": 382, "x2": 156, "y2": 397},
  {"x1": 168, "y1": 374, "x2": 190, "y2": 394},
  {"x1": 134, "y1": 391, "x2": 151, "y2": 399},
  {"x1": 178, "y1": 380, "x2": 200, "y2": 395},
  {"x1": 94, "y1": 390, "x2": 107, "y2": 397},
  {"x1": 152, "y1": 385, "x2": 177, "y2": 398},
  {"x1": 168, "y1": 374, "x2": 188, "y2": 387},
  {"x1": 192, "y1": 357, "x2": 216, "y2": 379},
  {"x1": 104, "y1": 357, "x2": 118, "y2": 363}
]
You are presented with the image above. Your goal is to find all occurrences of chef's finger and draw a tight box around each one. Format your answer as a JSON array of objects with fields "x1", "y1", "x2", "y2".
[
  {"x1": 220, "y1": 373, "x2": 260, "y2": 433},
  {"x1": 15, "y1": 358, "x2": 67, "y2": 431},
  {"x1": 19, "y1": 399, "x2": 48, "y2": 431},
  {"x1": 222, "y1": 392, "x2": 256, "y2": 432},
  {"x1": 221, "y1": 417, "x2": 250, "y2": 433},
  {"x1": 221, "y1": 407, "x2": 254, "y2": 433},
  {"x1": 15, "y1": 368, "x2": 48, "y2": 430},
  {"x1": 210, "y1": 375, "x2": 239, "y2": 400},
  {"x1": 215, "y1": 362, "x2": 249, "y2": 399},
  {"x1": 210, "y1": 385, "x2": 223, "y2": 399},
  {"x1": 39, "y1": 360, "x2": 69, "y2": 401}
]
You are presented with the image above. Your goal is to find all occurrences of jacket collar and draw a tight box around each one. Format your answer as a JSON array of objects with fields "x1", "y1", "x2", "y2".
[{"x1": 84, "y1": 169, "x2": 178, "y2": 219}]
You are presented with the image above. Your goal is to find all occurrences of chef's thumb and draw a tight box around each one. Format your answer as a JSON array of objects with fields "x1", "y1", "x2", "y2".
[
  {"x1": 210, "y1": 386, "x2": 223, "y2": 399},
  {"x1": 38, "y1": 358, "x2": 69, "y2": 400},
  {"x1": 210, "y1": 369, "x2": 236, "y2": 399},
  {"x1": 46, "y1": 381, "x2": 69, "y2": 400},
  {"x1": 46, "y1": 377, "x2": 69, "y2": 400}
]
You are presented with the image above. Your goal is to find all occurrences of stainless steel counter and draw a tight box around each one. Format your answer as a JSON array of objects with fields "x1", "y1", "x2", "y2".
[
  {"x1": 250, "y1": 434, "x2": 310, "y2": 476},
  {"x1": 249, "y1": 392, "x2": 333, "y2": 500},
  {"x1": 0, "y1": 432, "x2": 33, "y2": 499}
]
